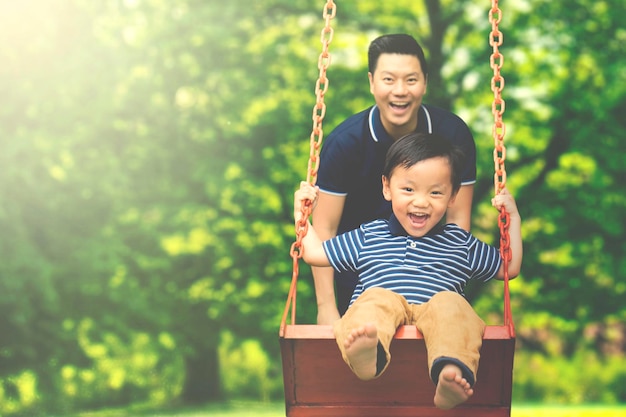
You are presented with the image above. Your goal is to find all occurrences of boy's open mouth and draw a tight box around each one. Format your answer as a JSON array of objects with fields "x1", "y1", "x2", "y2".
[{"x1": 408, "y1": 213, "x2": 428, "y2": 227}]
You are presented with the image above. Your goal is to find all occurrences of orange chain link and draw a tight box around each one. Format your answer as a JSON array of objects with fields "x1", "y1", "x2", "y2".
[
  {"x1": 282, "y1": 0, "x2": 336, "y2": 328},
  {"x1": 489, "y1": 0, "x2": 513, "y2": 326},
  {"x1": 307, "y1": 1, "x2": 336, "y2": 186},
  {"x1": 489, "y1": 0, "x2": 506, "y2": 196}
]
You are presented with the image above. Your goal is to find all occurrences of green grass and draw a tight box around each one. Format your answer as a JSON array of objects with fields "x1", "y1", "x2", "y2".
[
  {"x1": 207, "y1": 402, "x2": 626, "y2": 417},
  {"x1": 511, "y1": 404, "x2": 626, "y2": 417},
  {"x1": 67, "y1": 402, "x2": 286, "y2": 417},
  {"x1": 70, "y1": 402, "x2": 626, "y2": 417}
]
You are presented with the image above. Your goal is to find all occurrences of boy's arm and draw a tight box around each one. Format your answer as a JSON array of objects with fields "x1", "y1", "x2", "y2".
[
  {"x1": 294, "y1": 182, "x2": 332, "y2": 268},
  {"x1": 492, "y1": 188, "x2": 523, "y2": 280}
]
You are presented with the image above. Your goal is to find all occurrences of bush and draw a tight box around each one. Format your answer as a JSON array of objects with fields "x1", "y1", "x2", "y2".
[
  {"x1": 218, "y1": 332, "x2": 284, "y2": 402},
  {"x1": 513, "y1": 349, "x2": 626, "y2": 403}
]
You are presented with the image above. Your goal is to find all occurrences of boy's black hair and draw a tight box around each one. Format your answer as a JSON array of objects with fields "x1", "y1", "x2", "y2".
[
  {"x1": 383, "y1": 132, "x2": 465, "y2": 194},
  {"x1": 368, "y1": 34, "x2": 429, "y2": 76}
]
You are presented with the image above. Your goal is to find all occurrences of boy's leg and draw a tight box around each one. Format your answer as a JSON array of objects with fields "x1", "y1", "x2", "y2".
[
  {"x1": 333, "y1": 287, "x2": 409, "y2": 380},
  {"x1": 412, "y1": 291, "x2": 485, "y2": 386}
]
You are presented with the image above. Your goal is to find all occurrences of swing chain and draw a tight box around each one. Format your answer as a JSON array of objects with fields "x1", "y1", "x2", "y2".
[
  {"x1": 490, "y1": 0, "x2": 506, "y2": 196},
  {"x1": 284, "y1": 0, "x2": 336, "y2": 327},
  {"x1": 291, "y1": 0, "x2": 336, "y2": 262},
  {"x1": 490, "y1": 0, "x2": 513, "y2": 329},
  {"x1": 293, "y1": 0, "x2": 336, "y2": 258},
  {"x1": 307, "y1": 0, "x2": 336, "y2": 186}
]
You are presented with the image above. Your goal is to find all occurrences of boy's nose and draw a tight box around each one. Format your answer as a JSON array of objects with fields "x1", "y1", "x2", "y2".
[{"x1": 411, "y1": 195, "x2": 428, "y2": 208}]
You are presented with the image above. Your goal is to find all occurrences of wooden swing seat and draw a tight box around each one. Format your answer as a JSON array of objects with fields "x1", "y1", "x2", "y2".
[{"x1": 280, "y1": 322, "x2": 515, "y2": 417}]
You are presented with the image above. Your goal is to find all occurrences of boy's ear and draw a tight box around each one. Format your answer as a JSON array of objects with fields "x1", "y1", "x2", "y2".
[{"x1": 382, "y1": 175, "x2": 392, "y2": 201}]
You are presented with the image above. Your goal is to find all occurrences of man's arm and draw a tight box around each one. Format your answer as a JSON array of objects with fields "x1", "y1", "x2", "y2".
[
  {"x1": 310, "y1": 191, "x2": 345, "y2": 324},
  {"x1": 446, "y1": 184, "x2": 474, "y2": 231}
]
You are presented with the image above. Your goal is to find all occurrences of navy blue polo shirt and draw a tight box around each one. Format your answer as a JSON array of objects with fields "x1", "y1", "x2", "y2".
[{"x1": 316, "y1": 104, "x2": 476, "y2": 288}]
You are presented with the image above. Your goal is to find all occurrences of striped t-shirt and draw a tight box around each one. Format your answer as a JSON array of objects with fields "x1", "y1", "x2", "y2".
[{"x1": 322, "y1": 215, "x2": 502, "y2": 306}]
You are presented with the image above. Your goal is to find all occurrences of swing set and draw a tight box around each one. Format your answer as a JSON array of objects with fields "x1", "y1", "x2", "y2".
[{"x1": 279, "y1": 1, "x2": 514, "y2": 416}]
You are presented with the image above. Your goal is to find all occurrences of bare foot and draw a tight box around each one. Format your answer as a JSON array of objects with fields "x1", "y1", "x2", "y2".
[
  {"x1": 433, "y1": 364, "x2": 473, "y2": 410},
  {"x1": 344, "y1": 322, "x2": 379, "y2": 380}
]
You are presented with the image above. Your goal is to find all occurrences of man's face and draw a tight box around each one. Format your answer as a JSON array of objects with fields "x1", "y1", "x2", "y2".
[{"x1": 369, "y1": 53, "x2": 428, "y2": 140}]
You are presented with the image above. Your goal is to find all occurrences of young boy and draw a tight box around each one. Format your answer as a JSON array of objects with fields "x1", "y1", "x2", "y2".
[{"x1": 294, "y1": 132, "x2": 522, "y2": 410}]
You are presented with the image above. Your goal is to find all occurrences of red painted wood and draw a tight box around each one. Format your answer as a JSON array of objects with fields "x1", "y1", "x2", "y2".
[{"x1": 280, "y1": 324, "x2": 514, "y2": 417}]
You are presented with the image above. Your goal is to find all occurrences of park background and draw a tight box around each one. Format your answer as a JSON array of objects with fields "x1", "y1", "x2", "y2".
[{"x1": 1, "y1": 0, "x2": 625, "y2": 415}]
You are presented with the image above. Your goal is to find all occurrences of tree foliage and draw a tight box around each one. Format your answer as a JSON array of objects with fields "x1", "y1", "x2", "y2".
[{"x1": 0, "y1": 0, "x2": 624, "y2": 413}]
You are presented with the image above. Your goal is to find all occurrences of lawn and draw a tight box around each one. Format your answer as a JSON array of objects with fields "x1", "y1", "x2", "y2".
[
  {"x1": 205, "y1": 402, "x2": 626, "y2": 417},
  {"x1": 71, "y1": 401, "x2": 626, "y2": 417}
]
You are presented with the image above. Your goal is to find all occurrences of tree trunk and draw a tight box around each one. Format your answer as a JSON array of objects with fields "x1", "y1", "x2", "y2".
[{"x1": 181, "y1": 346, "x2": 223, "y2": 403}]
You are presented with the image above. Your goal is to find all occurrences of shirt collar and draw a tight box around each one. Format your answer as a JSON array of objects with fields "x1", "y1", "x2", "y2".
[
  {"x1": 368, "y1": 104, "x2": 432, "y2": 143},
  {"x1": 388, "y1": 213, "x2": 407, "y2": 236}
]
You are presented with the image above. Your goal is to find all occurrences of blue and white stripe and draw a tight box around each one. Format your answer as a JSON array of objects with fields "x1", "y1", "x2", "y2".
[{"x1": 322, "y1": 219, "x2": 502, "y2": 306}]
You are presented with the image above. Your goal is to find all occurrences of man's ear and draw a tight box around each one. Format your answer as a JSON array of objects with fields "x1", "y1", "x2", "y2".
[
  {"x1": 382, "y1": 175, "x2": 392, "y2": 201},
  {"x1": 368, "y1": 72, "x2": 374, "y2": 94}
]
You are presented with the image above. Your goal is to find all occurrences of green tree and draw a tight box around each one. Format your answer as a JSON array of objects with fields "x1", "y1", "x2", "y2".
[{"x1": 0, "y1": 0, "x2": 624, "y2": 413}]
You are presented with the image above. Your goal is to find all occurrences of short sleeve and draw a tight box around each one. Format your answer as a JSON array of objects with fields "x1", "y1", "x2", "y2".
[
  {"x1": 467, "y1": 236, "x2": 502, "y2": 282},
  {"x1": 322, "y1": 227, "x2": 366, "y2": 274}
]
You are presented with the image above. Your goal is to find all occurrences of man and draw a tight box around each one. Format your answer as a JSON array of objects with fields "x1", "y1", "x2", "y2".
[{"x1": 312, "y1": 34, "x2": 476, "y2": 324}]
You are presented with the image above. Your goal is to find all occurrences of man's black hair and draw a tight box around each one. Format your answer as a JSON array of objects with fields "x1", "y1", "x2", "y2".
[{"x1": 368, "y1": 34, "x2": 429, "y2": 76}]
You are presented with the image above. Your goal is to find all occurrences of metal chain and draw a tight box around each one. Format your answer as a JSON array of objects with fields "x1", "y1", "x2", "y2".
[
  {"x1": 490, "y1": 0, "x2": 506, "y2": 196},
  {"x1": 489, "y1": 0, "x2": 513, "y2": 326},
  {"x1": 283, "y1": 0, "x2": 336, "y2": 328},
  {"x1": 307, "y1": 1, "x2": 336, "y2": 185}
]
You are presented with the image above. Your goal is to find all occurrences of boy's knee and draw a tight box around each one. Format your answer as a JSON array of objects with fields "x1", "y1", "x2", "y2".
[
  {"x1": 430, "y1": 291, "x2": 465, "y2": 304},
  {"x1": 428, "y1": 291, "x2": 485, "y2": 329},
  {"x1": 430, "y1": 291, "x2": 475, "y2": 313},
  {"x1": 362, "y1": 287, "x2": 392, "y2": 297},
  {"x1": 357, "y1": 287, "x2": 400, "y2": 305}
]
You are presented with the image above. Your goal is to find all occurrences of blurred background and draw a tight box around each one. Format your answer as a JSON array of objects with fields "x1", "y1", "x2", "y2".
[{"x1": 0, "y1": 0, "x2": 624, "y2": 415}]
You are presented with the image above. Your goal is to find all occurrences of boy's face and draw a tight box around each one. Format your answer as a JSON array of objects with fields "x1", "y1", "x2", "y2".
[
  {"x1": 368, "y1": 53, "x2": 427, "y2": 140},
  {"x1": 382, "y1": 157, "x2": 457, "y2": 238}
]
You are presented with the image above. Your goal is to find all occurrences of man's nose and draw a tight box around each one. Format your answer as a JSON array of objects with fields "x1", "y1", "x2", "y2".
[{"x1": 392, "y1": 81, "x2": 408, "y2": 95}]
